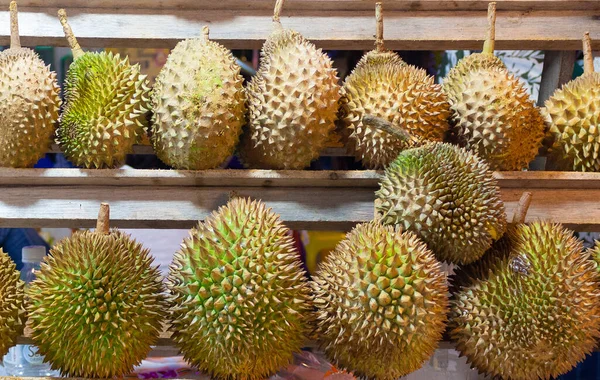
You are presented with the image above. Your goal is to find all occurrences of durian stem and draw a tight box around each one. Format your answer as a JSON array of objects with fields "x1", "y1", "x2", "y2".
[
  {"x1": 482, "y1": 2, "x2": 496, "y2": 55},
  {"x1": 202, "y1": 25, "x2": 210, "y2": 42},
  {"x1": 9, "y1": 1, "x2": 20, "y2": 49},
  {"x1": 363, "y1": 115, "x2": 411, "y2": 142},
  {"x1": 375, "y1": 2, "x2": 384, "y2": 52},
  {"x1": 57, "y1": 9, "x2": 84, "y2": 60},
  {"x1": 272, "y1": 0, "x2": 285, "y2": 29},
  {"x1": 512, "y1": 192, "x2": 532, "y2": 224},
  {"x1": 583, "y1": 32, "x2": 594, "y2": 73},
  {"x1": 96, "y1": 203, "x2": 110, "y2": 235}
]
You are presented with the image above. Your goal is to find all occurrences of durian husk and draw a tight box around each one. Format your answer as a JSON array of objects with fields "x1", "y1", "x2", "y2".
[
  {"x1": 0, "y1": 249, "x2": 25, "y2": 358},
  {"x1": 445, "y1": 66, "x2": 546, "y2": 170},
  {"x1": 545, "y1": 71, "x2": 600, "y2": 171},
  {"x1": 312, "y1": 221, "x2": 448, "y2": 380},
  {"x1": 167, "y1": 197, "x2": 312, "y2": 380},
  {"x1": 441, "y1": 52, "x2": 505, "y2": 95},
  {"x1": 239, "y1": 26, "x2": 341, "y2": 169},
  {"x1": 340, "y1": 50, "x2": 450, "y2": 169},
  {"x1": 151, "y1": 27, "x2": 246, "y2": 169},
  {"x1": 376, "y1": 142, "x2": 507, "y2": 264},
  {"x1": 450, "y1": 221, "x2": 600, "y2": 380},
  {"x1": 27, "y1": 227, "x2": 166, "y2": 378}
]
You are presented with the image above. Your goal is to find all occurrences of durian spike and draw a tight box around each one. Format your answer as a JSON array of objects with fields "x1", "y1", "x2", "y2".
[
  {"x1": 375, "y1": 2, "x2": 384, "y2": 52},
  {"x1": 482, "y1": 2, "x2": 496, "y2": 55},
  {"x1": 512, "y1": 192, "x2": 532, "y2": 224},
  {"x1": 272, "y1": 0, "x2": 285, "y2": 29},
  {"x1": 96, "y1": 203, "x2": 110, "y2": 235},
  {"x1": 57, "y1": 9, "x2": 84, "y2": 60},
  {"x1": 202, "y1": 25, "x2": 210, "y2": 42},
  {"x1": 9, "y1": 1, "x2": 20, "y2": 49},
  {"x1": 363, "y1": 114, "x2": 411, "y2": 142},
  {"x1": 583, "y1": 32, "x2": 594, "y2": 73}
]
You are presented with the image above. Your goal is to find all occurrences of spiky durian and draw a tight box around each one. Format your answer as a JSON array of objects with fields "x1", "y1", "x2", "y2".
[
  {"x1": 151, "y1": 26, "x2": 246, "y2": 169},
  {"x1": 376, "y1": 142, "x2": 506, "y2": 264},
  {"x1": 546, "y1": 33, "x2": 600, "y2": 171},
  {"x1": 56, "y1": 9, "x2": 150, "y2": 168},
  {"x1": 312, "y1": 221, "x2": 448, "y2": 380},
  {"x1": 239, "y1": 0, "x2": 341, "y2": 169},
  {"x1": 168, "y1": 197, "x2": 312, "y2": 380},
  {"x1": 0, "y1": 1, "x2": 60, "y2": 167},
  {"x1": 27, "y1": 204, "x2": 166, "y2": 378},
  {"x1": 339, "y1": 3, "x2": 450, "y2": 169},
  {"x1": 0, "y1": 249, "x2": 25, "y2": 358},
  {"x1": 450, "y1": 217, "x2": 600, "y2": 379},
  {"x1": 443, "y1": 2, "x2": 545, "y2": 170}
]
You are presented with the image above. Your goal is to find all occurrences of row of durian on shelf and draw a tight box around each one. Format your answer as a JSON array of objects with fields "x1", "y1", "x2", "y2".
[
  {"x1": 0, "y1": 140, "x2": 598, "y2": 380},
  {"x1": 2, "y1": 0, "x2": 598, "y2": 171}
]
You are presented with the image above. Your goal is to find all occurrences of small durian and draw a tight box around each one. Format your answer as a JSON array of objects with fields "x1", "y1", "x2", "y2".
[
  {"x1": 546, "y1": 32, "x2": 600, "y2": 171},
  {"x1": 152, "y1": 26, "x2": 246, "y2": 169},
  {"x1": 443, "y1": 2, "x2": 545, "y2": 170},
  {"x1": 239, "y1": 0, "x2": 341, "y2": 169},
  {"x1": 56, "y1": 9, "x2": 151, "y2": 168},
  {"x1": 450, "y1": 193, "x2": 600, "y2": 380},
  {"x1": 312, "y1": 221, "x2": 448, "y2": 380},
  {"x1": 27, "y1": 204, "x2": 166, "y2": 378},
  {"x1": 340, "y1": 3, "x2": 450, "y2": 169},
  {"x1": 0, "y1": 1, "x2": 60, "y2": 167},
  {"x1": 376, "y1": 142, "x2": 506, "y2": 264},
  {"x1": 0, "y1": 249, "x2": 25, "y2": 358},
  {"x1": 168, "y1": 197, "x2": 312, "y2": 380}
]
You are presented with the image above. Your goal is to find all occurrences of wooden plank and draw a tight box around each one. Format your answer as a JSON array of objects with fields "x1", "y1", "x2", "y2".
[{"x1": 0, "y1": 9, "x2": 599, "y2": 50}]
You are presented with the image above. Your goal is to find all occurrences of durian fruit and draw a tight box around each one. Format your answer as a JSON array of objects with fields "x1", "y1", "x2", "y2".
[
  {"x1": 56, "y1": 9, "x2": 151, "y2": 168},
  {"x1": 239, "y1": 0, "x2": 341, "y2": 169},
  {"x1": 0, "y1": 249, "x2": 25, "y2": 358},
  {"x1": 151, "y1": 26, "x2": 246, "y2": 169},
  {"x1": 443, "y1": 2, "x2": 545, "y2": 170},
  {"x1": 0, "y1": 1, "x2": 60, "y2": 167},
  {"x1": 27, "y1": 203, "x2": 166, "y2": 378},
  {"x1": 376, "y1": 142, "x2": 506, "y2": 264},
  {"x1": 450, "y1": 193, "x2": 600, "y2": 380},
  {"x1": 312, "y1": 221, "x2": 448, "y2": 380},
  {"x1": 545, "y1": 32, "x2": 600, "y2": 171},
  {"x1": 340, "y1": 3, "x2": 450, "y2": 169},
  {"x1": 168, "y1": 197, "x2": 312, "y2": 380}
]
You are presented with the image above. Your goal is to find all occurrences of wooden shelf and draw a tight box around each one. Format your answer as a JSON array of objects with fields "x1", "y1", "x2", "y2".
[
  {"x1": 0, "y1": 168, "x2": 596, "y2": 231},
  {"x1": 0, "y1": 0, "x2": 598, "y2": 50}
]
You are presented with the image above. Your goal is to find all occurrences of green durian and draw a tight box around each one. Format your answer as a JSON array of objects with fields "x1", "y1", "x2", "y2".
[
  {"x1": 239, "y1": 0, "x2": 341, "y2": 169},
  {"x1": 167, "y1": 197, "x2": 312, "y2": 380},
  {"x1": 56, "y1": 9, "x2": 151, "y2": 168},
  {"x1": 0, "y1": 1, "x2": 60, "y2": 167},
  {"x1": 27, "y1": 204, "x2": 166, "y2": 378},
  {"x1": 376, "y1": 142, "x2": 506, "y2": 264},
  {"x1": 312, "y1": 221, "x2": 448, "y2": 380},
  {"x1": 545, "y1": 33, "x2": 600, "y2": 171},
  {"x1": 0, "y1": 248, "x2": 25, "y2": 358},
  {"x1": 339, "y1": 3, "x2": 450, "y2": 169},
  {"x1": 450, "y1": 196, "x2": 600, "y2": 380},
  {"x1": 443, "y1": 2, "x2": 545, "y2": 170},
  {"x1": 151, "y1": 26, "x2": 246, "y2": 169}
]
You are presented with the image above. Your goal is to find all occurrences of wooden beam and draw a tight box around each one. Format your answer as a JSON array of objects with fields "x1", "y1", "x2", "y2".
[
  {"x1": 0, "y1": 8, "x2": 598, "y2": 50},
  {"x1": 537, "y1": 50, "x2": 577, "y2": 106}
]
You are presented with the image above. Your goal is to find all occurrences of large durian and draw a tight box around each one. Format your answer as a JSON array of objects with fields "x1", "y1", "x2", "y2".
[
  {"x1": 56, "y1": 9, "x2": 151, "y2": 168},
  {"x1": 239, "y1": 0, "x2": 341, "y2": 169},
  {"x1": 546, "y1": 33, "x2": 600, "y2": 171},
  {"x1": 152, "y1": 26, "x2": 246, "y2": 169},
  {"x1": 27, "y1": 204, "x2": 166, "y2": 378},
  {"x1": 376, "y1": 142, "x2": 506, "y2": 264},
  {"x1": 450, "y1": 194, "x2": 600, "y2": 379},
  {"x1": 167, "y1": 197, "x2": 312, "y2": 380},
  {"x1": 443, "y1": 2, "x2": 545, "y2": 170},
  {"x1": 0, "y1": 1, "x2": 60, "y2": 167},
  {"x1": 339, "y1": 3, "x2": 450, "y2": 169},
  {"x1": 312, "y1": 221, "x2": 448, "y2": 380},
  {"x1": 0, "y1": 249, "x2": 25, "y2": 358}
]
